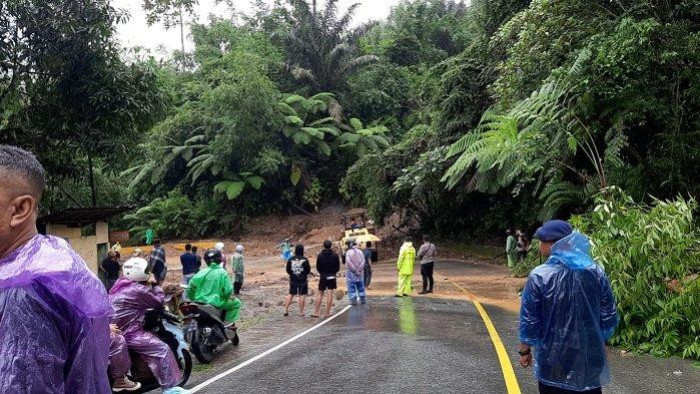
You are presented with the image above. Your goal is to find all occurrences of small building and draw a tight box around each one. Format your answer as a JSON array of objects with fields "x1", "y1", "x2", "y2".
[{"x1": 39, "y1": 207, "x2": 132, "y2": 274}]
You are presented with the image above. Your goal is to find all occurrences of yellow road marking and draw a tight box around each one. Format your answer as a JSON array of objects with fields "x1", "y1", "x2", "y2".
[{"x1": 440, "y1": 275, "x2": 522, "y2": 394}]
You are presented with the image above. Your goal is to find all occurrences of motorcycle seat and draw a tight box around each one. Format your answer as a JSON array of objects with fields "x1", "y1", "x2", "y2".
[{"x1": 193, "y1": 303, "x2": 226, "y2": 322}]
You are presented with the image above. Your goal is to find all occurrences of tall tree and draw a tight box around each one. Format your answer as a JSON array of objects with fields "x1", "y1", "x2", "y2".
[
  {"x1": 0, "y1": 0, "x2": 168, "y2": 207},
  {"x1": 282, "y1": 0, "x2": 378, "y2": 95}
]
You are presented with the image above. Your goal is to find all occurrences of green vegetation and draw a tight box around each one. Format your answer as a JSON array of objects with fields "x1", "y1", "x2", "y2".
[
  {"x1": 573, "y1": 189, "x2": 700, "y2": 359},
  {"x1": 1, "y1": 0, "x2": 699, "y2": 358}
]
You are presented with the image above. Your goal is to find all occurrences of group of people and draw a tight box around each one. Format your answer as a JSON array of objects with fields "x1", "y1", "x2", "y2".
[
  {"x1": 280, "y1": 234, "x2": 439, "y2": 318},
  {"x1": 506, "y1": 228, "x2": 530, "y2": 267},
  {"x1": 0, "y1": 145, "x2": 189, "y2": 393},
  {"x1": 0, "y1": 146, "x2": 253, "y2": 393},
  {"x1": 395, "y1": 235, "x2": 438, "y2": 296},
  {"x1": 282, "y1": 239, "x2": 379, "y2": 317},
  {"x1": 0, "y1": 144, "x2": 621, "y2": 394}
]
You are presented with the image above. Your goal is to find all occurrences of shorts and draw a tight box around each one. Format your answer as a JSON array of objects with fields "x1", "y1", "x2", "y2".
[
  {"x1": 318, "y1": 276, "x2": 337, "y2": 291},
  {"x1": 289, "y1": 283, "x2": 308, "y2": 295}
]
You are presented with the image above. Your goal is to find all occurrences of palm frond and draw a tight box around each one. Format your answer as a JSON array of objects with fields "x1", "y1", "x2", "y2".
[{"x1": 339, "y1": 54, "x2": 378, "y2": 76}]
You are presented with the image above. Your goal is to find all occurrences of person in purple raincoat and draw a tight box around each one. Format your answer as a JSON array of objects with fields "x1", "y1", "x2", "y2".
[
  {"x1": 0, "y1": 145, "x2": 112, "y2": 393},
  {"x1": 109, "y1": 257, "x2": 187, "y2": 394},
  {"x1": 109, "y1": 323, "x2": 142, "y2": 392}
]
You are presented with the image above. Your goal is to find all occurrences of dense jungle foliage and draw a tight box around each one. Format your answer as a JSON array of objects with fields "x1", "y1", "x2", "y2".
[{"x1": 1, "y1": 0, "x2": 699, "y2": 357}]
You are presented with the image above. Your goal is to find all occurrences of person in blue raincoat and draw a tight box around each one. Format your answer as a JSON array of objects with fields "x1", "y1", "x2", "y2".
[{"x1": 518, "y1": 220, "x2": 618, "y2": 394}]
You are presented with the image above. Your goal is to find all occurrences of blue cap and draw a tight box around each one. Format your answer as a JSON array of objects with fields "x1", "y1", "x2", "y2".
[{"x1": 534, "y1": 220, "x2": 573, "y2": 242}]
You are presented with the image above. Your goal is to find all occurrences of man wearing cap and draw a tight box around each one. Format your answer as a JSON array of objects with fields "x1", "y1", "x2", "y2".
[{"x1": 519, "y1": 220, "x2": 619, "y2": 394}]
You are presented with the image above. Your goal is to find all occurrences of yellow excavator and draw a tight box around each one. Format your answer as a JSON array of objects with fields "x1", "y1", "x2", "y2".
[{"x1": 340, "y1": 208, "x2": 381, "y2": 262}]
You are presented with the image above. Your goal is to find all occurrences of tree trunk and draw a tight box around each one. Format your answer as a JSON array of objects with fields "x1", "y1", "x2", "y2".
[
  {"x1": 179, "y1": 4, "x2": 185, "y2": 70},
  {"x1": 87, "y1": 151, "x2": 97, "y2": 207}
]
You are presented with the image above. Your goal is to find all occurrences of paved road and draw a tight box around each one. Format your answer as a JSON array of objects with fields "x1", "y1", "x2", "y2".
[{"x1": 186, "y1": 261, "x2": 699, "y2": 393}]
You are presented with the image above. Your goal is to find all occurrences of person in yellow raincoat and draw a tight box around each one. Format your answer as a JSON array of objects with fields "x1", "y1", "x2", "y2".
[
  {"x1": 395, "y1": 238, "x2": 415, "y2": 297},
  {"x1": 186, "y1": 249, "x2": 241, "y2": 324}
]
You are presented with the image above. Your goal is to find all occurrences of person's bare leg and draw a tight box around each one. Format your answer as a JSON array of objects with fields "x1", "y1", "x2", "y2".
[
  {"x1": 324, "y1": 291, "x2": 333, "y2": 317},
  {"x1": 284, "y1": 294, "x2": 293, "y2": 316},
  {"x1": 312, "y1": 291, "x2": 323, "y2": 317},
  {"x1": 299, "y1": 295, "x2": 306, "y2": 316}
]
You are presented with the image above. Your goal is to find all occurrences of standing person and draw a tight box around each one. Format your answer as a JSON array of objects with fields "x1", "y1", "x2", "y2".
[
  {"x1": 180, "y1": 243, "x2": 198, "y2": 301},
  {"x1": 417, "y1": 235, "x2": 437, "y2": 294},
  {"x1": 363, "y1": 241, "x2": 375, "y2": 289},
  {"x1": 145, "y1": 228, "x2": 154, "y2": 245},
  {"x1": 345, "y1": 240, "x2": 367, "y2": 306},
  {"x1": 232, "y1": 245, "x2": 245, "y2": 295},
  {"x1": 516, "y1": 229, "x2": 529, "y2": 263},
  {"x1": 215, "y1": 242, "x2": 227, "y2": 271},
  {"x1": 519, "y1": 220, "x2": 618, "y2": 394},
  {"x1": 149, "y1": 239, "x2": 167, "y2": 285},
  {"x1": 395, "y1": 238, "x2": 416, "y2": 297},
  {"x1": 192, "y1": 246, "x2": 202, "y2": 271},
  {"x1": 283, "y1": 244, "x2": 311, "y2": 317},
  {"x1": 0, "y1": 145, "x2": 112, "y2": 393},
  {"x1": 278, "y1": 238, "x2": 292, "y2": 263},
  {"x1": 102, "y1": 250, "x2": 122, "y2": 291},
  {"x1": 506, "y1": 229, "x2": 517, "y2": 268},
  {"x1": 312, "y1": 240, "x2": 341, "y2": 318}
]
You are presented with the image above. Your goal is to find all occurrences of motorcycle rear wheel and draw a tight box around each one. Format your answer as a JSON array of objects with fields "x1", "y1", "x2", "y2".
[{"x1": 191, "y1": 330, "x2": 215, "y2": 364}]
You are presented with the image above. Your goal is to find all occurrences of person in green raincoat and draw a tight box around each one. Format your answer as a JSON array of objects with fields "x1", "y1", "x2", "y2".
[
  {"x1": 395, "y1": 238, "x2": 415, "y2": 297},
  {"x1": 145, "y1": 228, "x2": 154, "y2": 245},
  {"x1": 506, "y1": 229, "x2": 517, "y2": 268},
  {"x1": 186, "y1": 249, "x2": 242, "y2": 324}
]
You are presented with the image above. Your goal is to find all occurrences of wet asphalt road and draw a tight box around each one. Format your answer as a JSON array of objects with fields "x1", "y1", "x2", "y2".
[
  {"x1": 188, "y1": 261, "x2": 700, "y2": 393},
  {"x1": 194, "y1": 296, "x2": 513, "y2": 393}
]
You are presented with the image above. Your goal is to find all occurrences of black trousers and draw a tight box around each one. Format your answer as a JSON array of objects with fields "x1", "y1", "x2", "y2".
[
  {"x1": 421, "y1": 262, "x2": 434, "y2": 292},
  {"x1": 233, "y1": 280, "x2": 243, "y2": 295},
  {"x1": 538, "y1": 382, "x2": 602, "y2": 394}
]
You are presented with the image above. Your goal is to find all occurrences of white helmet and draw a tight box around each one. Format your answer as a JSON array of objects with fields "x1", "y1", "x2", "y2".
[
  {"x1": 215, "y1": 242, "x2": 225, "y2": 252},
  {"x1": 235, "y1": 245, "x2": 244, "y2": 253},
  {"x1": 123, "y1": 257, "x2": 150, "y2": 282}
]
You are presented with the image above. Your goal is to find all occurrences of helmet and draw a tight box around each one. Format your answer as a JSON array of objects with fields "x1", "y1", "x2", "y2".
[
  {"x1": 123, "y1": 257, "x2": 150, "y2": 282},
  {"x1": 204, "y1": 249, "x2": 223, "y2": 265},
  {"x1": 235, "y1": 245, "x2": 244, "y2": 253},
  {"x1": 215, "y1": 242, "x2": 225, "y2": 252}
]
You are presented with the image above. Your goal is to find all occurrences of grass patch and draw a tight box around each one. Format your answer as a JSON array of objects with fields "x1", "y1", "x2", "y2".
[{"x1": 193, "y1": 363, "x2": 214, "y2": 373}]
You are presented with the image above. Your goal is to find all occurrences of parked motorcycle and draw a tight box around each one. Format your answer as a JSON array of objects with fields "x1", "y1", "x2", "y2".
[
  {"x1": 111, "y1": 308, "x2": 192, "y2": 393},
  {"x1": 180, "y1": 302, "x2": 239, "y2": 364}
]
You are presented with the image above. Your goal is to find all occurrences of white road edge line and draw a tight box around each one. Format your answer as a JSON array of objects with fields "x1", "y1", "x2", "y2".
[{"x1": 189, "y1": 305, "x2": 353, "y2": 393}]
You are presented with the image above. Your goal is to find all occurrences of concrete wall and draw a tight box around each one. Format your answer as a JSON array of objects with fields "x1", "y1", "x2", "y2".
[{"x1": 46, "y1": 221, "x2": 110, "y2": 274}]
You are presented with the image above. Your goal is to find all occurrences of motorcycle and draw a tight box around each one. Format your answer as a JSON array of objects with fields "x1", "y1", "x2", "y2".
[
  {"x1": 111, "y1": 308, "x2": 192, "y2": 393},
  {"x1": 179, "y1": 302, "x2": 240, "y2": 364}
]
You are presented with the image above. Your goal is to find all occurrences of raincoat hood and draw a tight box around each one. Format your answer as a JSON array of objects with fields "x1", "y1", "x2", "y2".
[
  {"x1": 397, "y1": 242, "x2": 416, "y2": 275},
  {"x1": 548, "y1": 232, "x2": 594, "y2": 271},
  {"x1": 0, "y1": 234, "x2": 111, "y2": 317}
]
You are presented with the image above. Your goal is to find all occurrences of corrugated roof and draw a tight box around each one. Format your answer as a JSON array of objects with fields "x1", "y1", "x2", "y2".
[{"x1": 39, "y1": 206, "x2": 133, "y2": 225}]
